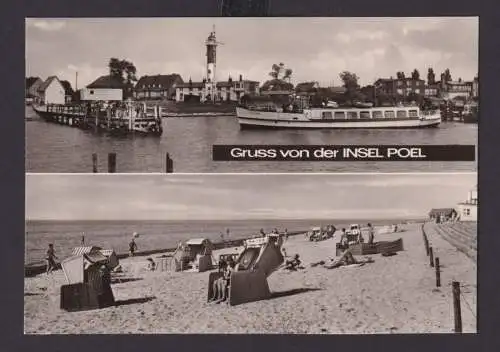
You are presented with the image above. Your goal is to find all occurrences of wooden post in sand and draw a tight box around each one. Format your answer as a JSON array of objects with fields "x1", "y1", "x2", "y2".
[
  {"x1": 166, "y1": 153, "x2": 174, "y2": 173},
  {"x1": 435, "y1": 257, "x2": 441, "y2": 287},
  {"x1": 108, "y1": 153, "x2": 117, "y2": 173},
  {"x1": 425, "y1": 237, "x2": 430, "y2": 256},
  {"x1": 92, "y1": 153, "x2": 98, "y2": 173},
  {"x1": 429, "y1": 247, "x2": 434, "y2": 267},
  {"x1": 452, "y1": 281, "x2": 462, "y2": 333}
]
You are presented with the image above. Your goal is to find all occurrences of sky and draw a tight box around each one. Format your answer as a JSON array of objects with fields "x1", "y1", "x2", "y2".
[
  {"x1": 25, "y1": 173, "x2": 477, "y2": 221},
  {"x1": 25, "y1": 17, "x2": 478, "y2": 88}
]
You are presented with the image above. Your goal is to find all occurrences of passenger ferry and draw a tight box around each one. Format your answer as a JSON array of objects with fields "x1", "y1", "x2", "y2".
[{"x1": 236, "y1": 105, "x2": 441, "y2": 129}]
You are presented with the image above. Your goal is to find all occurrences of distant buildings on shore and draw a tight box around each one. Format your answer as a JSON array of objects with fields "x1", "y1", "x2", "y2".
[{"x1": 428, "y1": 185, "x2": 478, "y2": 223}]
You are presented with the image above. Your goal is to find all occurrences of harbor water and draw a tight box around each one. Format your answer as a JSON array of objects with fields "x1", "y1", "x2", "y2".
[{"x1": 26, "y1": 107, "x2": 477, "y2": 173}]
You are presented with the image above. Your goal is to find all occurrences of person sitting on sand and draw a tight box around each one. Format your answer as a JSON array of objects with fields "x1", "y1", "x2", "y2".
[
  {"x1": 210, "y1": 257, "x2": 236, "y2": 303},
  {"x1": 285, "y1": 254, "x2": 301, "y2": 271},
  {"x1": 45, "y1": 243, "x2": 58, "y2": 275},
  {"x1": 324, "y1": 249, "x2": 358, "y2": 269},
  {"x1": 260, "y1": 228, "x2": 266, "y2": 237},
  {"x1": 146, "y1": 258, "x2": 156, "y2": 271}
]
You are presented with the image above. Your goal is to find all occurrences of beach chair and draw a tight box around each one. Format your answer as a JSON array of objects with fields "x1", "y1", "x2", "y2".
[{"x1": 207, "y1": 235, "x2": 284, "y2": 306}]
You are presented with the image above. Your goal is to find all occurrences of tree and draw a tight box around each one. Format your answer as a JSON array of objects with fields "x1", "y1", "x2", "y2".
[
  {"x1": 262, "y1": 63, "x2": 294, "y2": 91},
  {"x1": 396, "y1": 71, "x2": 406, "y2": 80},
  {"x1": 411, "y1": 69, "x2": 420, "y2": 80},
  {"x1": 108, "y1": 58, "x2": 138, "y2": 98},
  {"x1": 443, "y1": 68, "x2": 452, "y2": 82},
  {"x1": 268, "y1": 62, "x2": 293, "y2": 83},
  {"x1": 339, "y1": 71, "x2": 360, "y2": 105},
  {"x1": 427, "y1": 68, "x2": 436, "y2": 85}
]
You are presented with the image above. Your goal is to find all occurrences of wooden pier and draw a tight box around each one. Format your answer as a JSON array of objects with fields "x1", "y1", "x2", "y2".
[{"x1": 33, "y1": 102, "x2": 165, "y2": 136}]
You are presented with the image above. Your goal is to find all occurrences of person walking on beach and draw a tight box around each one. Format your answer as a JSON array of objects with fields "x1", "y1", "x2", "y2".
[
  {"x1": 367, "y1": 223, "x2": 375, "y2": 245},
  {"x1": 284, "y1": 228, "x2": 288, "y2": 241},
  {"x1": 129, "y1": 238, "x2": 138, "y2": 257},
  {"x1": 81, "y1": 234, "x2": 85, "y2": 246},
  {"x1": 45, "y1": 244, "x2": 58, "y2": 274}
]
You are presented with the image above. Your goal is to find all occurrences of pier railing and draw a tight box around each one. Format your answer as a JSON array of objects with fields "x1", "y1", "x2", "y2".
[{"x1": 91, "y1": 152, "x2": 174, "y2": 173}]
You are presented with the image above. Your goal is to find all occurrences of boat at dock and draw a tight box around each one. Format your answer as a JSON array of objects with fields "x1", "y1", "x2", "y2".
[
  {"x1": 32, "y1": 101, "x2": 164, "y2": 136},
  {"x1": 236, "y1": 105, "x2": 441, "y2": 129}
]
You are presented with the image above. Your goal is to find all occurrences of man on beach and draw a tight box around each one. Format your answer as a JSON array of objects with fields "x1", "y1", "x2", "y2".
[
  {"x1": 45, "y1": 244, "x2": 58, "y2": 274},
  {"x1": 367, "y1": 223, "x2": 375, "y2": 245},
  {"x1": 129, "y1": 238, "x2": 138, "y2": 256}
]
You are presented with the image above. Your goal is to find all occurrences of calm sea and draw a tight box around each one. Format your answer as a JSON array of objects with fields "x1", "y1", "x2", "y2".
[
  {"x1": 25, "y1": 107, "x2": 477, "y2": 173},
  {"x1": 25, "y1": 218, "x2": 414, "y2": 265}
]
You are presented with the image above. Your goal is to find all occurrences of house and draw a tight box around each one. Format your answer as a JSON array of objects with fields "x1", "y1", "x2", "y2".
[
  {"x1": 295, "y1": 82, "x2": 319, "y2": 96},
  {"x1": 424, "y1": 84, "x2": 439, "y2": 97},
  {"x1": 175, "y1": 75, "x2": 259, "y2": 103},
  {"x1": 374, "y1": 77, "x2": 426, "y2": 97},
  {"x1": 472, "y1": 76, "x2": 479, "y2": 98},
  {"x1": 456, "y1": 185, "x2": 478, "y2": 222},
  {"x1": 59, "y1": 80, "x2": 75, "y2": 103},
  {"x1": 439, "y1": 80, "x2": 473, "y2": 100},
  {"x1": 37, "y1": 76, "x2": 66, "y2": 105},
  {"x1": 80, "y1": 75, "x2": 124, "y2": 101},
  {"x1": 428, "y1": 208, "x2": 458, "y2": 223},
  {"x1": 134, "y1": 74, "x2": 184, "y2": 100},
  {"x1": 26, "y1": 77, "x2": 44, "y2": 103}
]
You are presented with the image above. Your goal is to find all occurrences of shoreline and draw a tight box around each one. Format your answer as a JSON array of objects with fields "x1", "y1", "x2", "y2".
[{"x1": 24, "y1": 229, "x2": 308, "y2": 277}]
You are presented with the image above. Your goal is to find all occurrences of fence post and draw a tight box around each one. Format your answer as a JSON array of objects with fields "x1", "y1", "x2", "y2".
[
  {"x1": 425, "y1": 237, "x2": 430, "y2": 256},
  {"x1": 92, "y1": 153, "x2": 98, "y2": 173},
  {"x1": 429, "y1": 247, "x2": 434, "y2": 267},
  {"x1": 452, "y1": 281, "x2": 462, "y2": 333},
  {"x1": 108, "y1": 153, "x2": 117, "y2": 173},
  {"x1": 166, "y1": 153, "x2": 174, "y2": 173},
  {"x1": 435, "y1": 257, "x2": 441, "y2": 287}
]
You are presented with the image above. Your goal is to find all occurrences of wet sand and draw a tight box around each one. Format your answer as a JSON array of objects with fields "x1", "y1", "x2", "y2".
[{"x1": 24, "y1": 223, "x2": 476, "y2": 334}]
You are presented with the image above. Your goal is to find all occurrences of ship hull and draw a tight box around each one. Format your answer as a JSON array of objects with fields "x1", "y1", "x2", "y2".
[{"x1": 236, "y1": 107, "x2": 441, "y2": 129}]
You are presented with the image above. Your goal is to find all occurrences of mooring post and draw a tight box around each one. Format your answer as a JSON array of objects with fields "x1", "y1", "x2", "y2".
[
  {"x1": 429, "y1": 247, "x2": 434, "y2": 267},
  {"x1": 108, "y1": 153, "x2": 117, "y2": 173},
  {"x1": 425, "y1": 237, "x2": 430, "y2": 256},
  {"x1": 452, "y1": 281, "x2": 462, "y2": 333},
  {"x1": 92, "y1": 153, "x2": 98, "y2": 173},
  {"x1": 435, "y1": 257, "x2": 441, "y2": 287},
  {"x1": 166, "y1": 153, "x2": 174, "y2": 173}
]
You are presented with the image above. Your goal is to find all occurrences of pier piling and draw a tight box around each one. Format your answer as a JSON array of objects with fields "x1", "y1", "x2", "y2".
[
  {"x1": 92, "y1": 153, "x2": 98, "y2": 173},
  {"x1": 108, "y1": 153, "x2": 117, "y2": 173},
  {"x1": 435, "y1": 257, "x2": 441, "y2": 287},
  {"x1": 166, "y1": 153, "x2": 174, "y2": 173},
  {"x1": 452, "y1": 281, "x2": 462, "y2": 333}
]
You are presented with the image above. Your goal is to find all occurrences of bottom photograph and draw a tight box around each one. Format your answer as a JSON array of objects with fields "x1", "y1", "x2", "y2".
[{"x1": 25, "y1": 173, "x2": 477, "y2": 334}]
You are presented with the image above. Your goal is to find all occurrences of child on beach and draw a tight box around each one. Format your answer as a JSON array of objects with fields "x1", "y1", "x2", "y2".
[
  {"x1": 45, "y1": 244, "x2": 58, "y2": 274},
  {"x1": 367, "y1": 223, "x2": 375, "y2": 244}
]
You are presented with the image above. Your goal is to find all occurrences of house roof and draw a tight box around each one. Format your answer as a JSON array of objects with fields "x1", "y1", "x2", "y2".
[
  {"x1": 26, "y1": 77, "x2": 42, "y2": 89},
  {"x1": 428, "y1": 208, "x2": 457, "y2": 217},
  {"x1": 59, "y1": 80, "x2": 74, "y2": 95},
  {"x1": 295, "y1": 82, "x2": 318, "y2": 92},
  {"x1": 87, "y1": 75, "x2": 125, "y2": 89},
  {"x1": 38, "y1": 76, "x2": 61, "y2": 92},
  {"x1": 135, "y1": 74, "x2": 183, "y2": 91}
]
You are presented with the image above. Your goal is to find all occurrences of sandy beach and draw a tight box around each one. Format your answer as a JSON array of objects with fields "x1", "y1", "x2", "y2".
[{"x1": 24, "y1": 223, "x2": 476, "y2": 334}]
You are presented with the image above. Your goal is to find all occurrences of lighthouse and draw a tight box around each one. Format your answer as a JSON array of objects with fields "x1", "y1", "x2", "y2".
[{"x1": 205, "y1": 26, "x2": 218, "y2": 101}]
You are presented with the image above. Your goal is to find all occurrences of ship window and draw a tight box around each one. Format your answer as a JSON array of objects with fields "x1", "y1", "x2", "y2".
[
  {"x1": 322, "y1": 111, "x2": 333, "y2": 119},
  {"x1": 360, "y1": 111, "x2": 371, "y2": 119},
  {"x1": 397, "y1": 110, "x2": 408, "y2": 118},
  {"x1": 372, "y1": 110, "x2": 383, "y2": 119},
  {"x1": 347, "y1": 111, "x2": 359, "y2": 119},
  {"x1": 90, "y1": 90, "x2": 94, "y2": 95},
  {"x1": 384, "y1": 110, "x2": 395, "y2": 118},
  {"x1": 409, "y1": 110, "x2": 418, "y2": 117},
  {"x1": 334, "y1": 111, "x2": 345, "y2": 119}
]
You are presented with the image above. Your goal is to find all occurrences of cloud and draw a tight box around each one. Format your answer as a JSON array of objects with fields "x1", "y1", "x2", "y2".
[{"x1": 27, "y1": 19, "x2": 66, "y2": 31}]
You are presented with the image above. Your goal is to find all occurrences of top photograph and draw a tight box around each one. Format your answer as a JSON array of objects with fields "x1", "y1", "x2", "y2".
[{"x1": 25, "y1": 17, "x2": 478, "y2": 173}]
